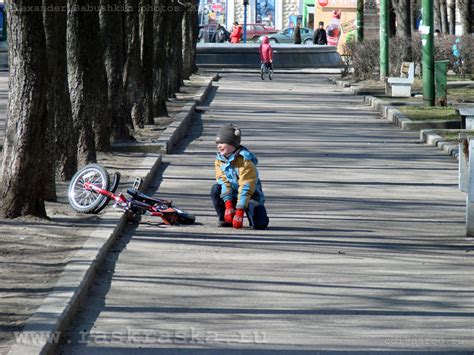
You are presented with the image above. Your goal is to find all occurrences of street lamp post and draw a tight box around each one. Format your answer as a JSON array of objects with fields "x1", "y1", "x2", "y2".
[
  {"x1": 243, "y1": 0, "x2": 248, "y2": 43},
  {"x1": 379, "y1": 0, "x2": 389, "y2": 80},
  {"x1": 421, "y1": 0, "x2": 435, "y2": 106}
]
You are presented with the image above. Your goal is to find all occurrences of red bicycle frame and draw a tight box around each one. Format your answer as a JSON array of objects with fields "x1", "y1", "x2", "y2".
[{"x1": 83, "y1": 182, "x2": 178, "y2": 225}]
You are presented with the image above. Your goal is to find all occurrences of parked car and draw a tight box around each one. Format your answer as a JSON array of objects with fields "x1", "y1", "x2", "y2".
[
  {"x1": 259, "y1": 27, "x2": 314, "y2": 44},
  {"x1": 240, "y1": 23, "x2": 278, "y2": 42}
]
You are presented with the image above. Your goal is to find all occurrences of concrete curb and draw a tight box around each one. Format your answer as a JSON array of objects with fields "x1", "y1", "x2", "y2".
[
  {"x1": 332, "y1": 81, "x2": 464, "y2": 159},
  {"x1": 156, "y1": 102, "x2": 196, "y2": 154},
  {"x1": 7, "y1": 74, "x2": 216, "y2": 355},
  {"x1": 111, "y1": 75, "x2": 216, "y2": 154},
  {"x1": 420, "y1": 129, "x2": 460, "y2": 159}
]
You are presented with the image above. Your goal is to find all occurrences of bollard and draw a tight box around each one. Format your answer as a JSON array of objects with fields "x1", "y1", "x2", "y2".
[
  {"x1": 459, "y1": 134, "x2": 468, "y2": 192},
  {"x1": 459, "y1": 135, "x2": 474, "y2": 236}
]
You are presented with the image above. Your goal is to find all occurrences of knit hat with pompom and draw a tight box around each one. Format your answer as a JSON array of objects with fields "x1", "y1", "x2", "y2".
[{"x1": 215, "y1": 124, "x2": 241, "y2": 147}]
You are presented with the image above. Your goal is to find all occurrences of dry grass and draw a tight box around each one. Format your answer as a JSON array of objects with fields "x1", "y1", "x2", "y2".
[{"x1": 398, "y1": 106, "x2": 459, "y2": 121}]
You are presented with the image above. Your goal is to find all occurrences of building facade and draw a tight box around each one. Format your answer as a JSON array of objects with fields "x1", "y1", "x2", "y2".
[{"x1": 199, "y1": 0, "x2": 303, "y2": 30}]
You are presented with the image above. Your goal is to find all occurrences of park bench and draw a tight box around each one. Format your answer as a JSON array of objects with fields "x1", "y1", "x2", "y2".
[
  {"x1": 387, "y1": 62, "x2": 415, "y2": 97},
  {"x1": 456, "y1": 106, "x2": 474, "y2": 129}
]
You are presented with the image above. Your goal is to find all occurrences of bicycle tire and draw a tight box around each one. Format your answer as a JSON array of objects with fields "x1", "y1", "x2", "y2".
[
  {"x1": 269, "y1": 69, "x2": 273, "y2": 80},
  {"x1": 176, "y1": 209, "x2": 196, "y2": 225},
  {"x1": 92, "y1": 171, "x2": 121, "y2": 214},
  {"x1": 68, "y1": 164, "x2": 110, "y2": 213},
  {"x1": 260, "y1": 67, "x2": 265, "y2": 80}
]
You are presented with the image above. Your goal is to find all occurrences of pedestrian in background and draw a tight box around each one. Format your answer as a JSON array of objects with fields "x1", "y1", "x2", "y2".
[
  {"x1": 259, "y1": 36, "x2": 274, "y2": 71},
  {"x1": 197, "y1": 25, "x2": 205, "y2": 43},
  {"x1": 211, "y1": 124, "x2": 269, "y2": 230},
  {"x1": 212, "y1": 23, "x2": 230, "y2": 43},
  {"x1": 293, "y1": 23, "x2": 301, "y2": 44},
  {"x1": 230, "y1": 22, "x2": 242, "y2": 43},
  {"x1": 313, "y1": 21, "x2": 328, "y2": 45}
]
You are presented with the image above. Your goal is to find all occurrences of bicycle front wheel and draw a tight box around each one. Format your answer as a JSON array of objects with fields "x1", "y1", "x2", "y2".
[{"x1": 68, "y1": 164, "x2": 110, "y2": 213}]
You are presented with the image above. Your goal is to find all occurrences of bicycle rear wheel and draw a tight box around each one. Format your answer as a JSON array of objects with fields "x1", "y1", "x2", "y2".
[
  {"x1": 268, "y1": 68, "x2": 273, "y2": 80},
  {"x1": 68, "y1": 164, "x2": 110, "y2": 213}
]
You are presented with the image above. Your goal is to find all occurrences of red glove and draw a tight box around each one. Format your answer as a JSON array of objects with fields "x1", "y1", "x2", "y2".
[
  {"x1": 232, "y1": 209, "x2": 244, "y2": 229},
  {"x1": 224, "y1": 200, "x2": 235, "y2": 223}
]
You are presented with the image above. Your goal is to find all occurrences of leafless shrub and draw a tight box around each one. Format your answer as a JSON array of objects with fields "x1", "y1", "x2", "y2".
[
  {"x1": 410, "y1": 34, "x2": 422, "y2": 66},
  {"x1": 345, "y1": 33, "x2": 473, "y2": 81},
  {"x1": 340, "y1": 40, "x2": 354, "y2": 78},
  {"x1": 389, "y1": 36, "x2": 412, "y2": 76},
  {"x1": 454, "y1": 34, "x2": 474, "y2": 78},
  {"x1": 347, "y1": 38, "x2": 380, "y2": 81}
]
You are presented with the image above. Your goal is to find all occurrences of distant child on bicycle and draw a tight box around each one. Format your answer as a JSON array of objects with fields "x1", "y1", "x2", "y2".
[
  {"x1": 259, "y1": 36, "x2": 273, "y2": 71},
  {"x1": 211, "y1": 124, "x2": 269, "y2": 230}
]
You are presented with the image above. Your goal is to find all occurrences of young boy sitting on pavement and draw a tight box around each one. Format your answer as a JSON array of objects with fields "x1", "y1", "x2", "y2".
[{"x1": 211, "y1": 124, "x2": 269, "y2": 230}]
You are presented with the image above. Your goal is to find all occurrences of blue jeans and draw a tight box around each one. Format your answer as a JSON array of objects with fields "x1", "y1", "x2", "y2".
[{"x1": 211, "y1": 184, "x2": 269, "y2": 229}]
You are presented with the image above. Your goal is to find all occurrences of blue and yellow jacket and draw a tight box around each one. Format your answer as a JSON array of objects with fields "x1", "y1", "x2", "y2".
[{"x1": 215, "y1": 146, "x2": 265, "y2": 209}]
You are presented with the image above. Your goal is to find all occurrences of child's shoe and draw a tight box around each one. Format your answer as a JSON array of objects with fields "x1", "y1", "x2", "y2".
[{"x1": 217, "y1": 220, "x2": 232, "y2": 227}]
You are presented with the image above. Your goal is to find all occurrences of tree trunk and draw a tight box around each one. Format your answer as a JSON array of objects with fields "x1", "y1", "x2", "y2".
[
  {"x1": 439, "y1": 0, "x2": 449, "y2": 33},
  {"x1": 173, "y1": 10, "x2": 185, "y2": 94},
  {"x1": 434, "y1": 0, "x2": 442, "y2": 32},
  {"x1": 411, "y1": 0, "x2": 420, "y2": 33},
  {"x1": 1, "y1": 0, "x2": 49, "y2": 218},
  {"x1": 153, "y1": 0, "x2": 169, "y2": 118},
  {"x1": 164, "y1": 11, "x2": 174, "y2": 98},
  {"x1": 87, "y1": 3, "x2": 110, "y2": 151},
  {"x1": 67, "y1": 0, "x2": 97, "y2": 166},
  {"x1": 182, "y1": 1, "x2": 198, "y2": 79},
  {"x1": 457, "y1": 0, "x2": 472, "y2": 34},
  {"x1": 140, "y1": 0, "x2": 154, "y2": 125},
  {"x1": 447, "y1": 0, "x2": 456, "y2": 34},
  {"x1": 190, "y1": 0, "x2": 199, "y2": 73},
  {"x1": 154, "y1": 0, "x2": 171, "y2": 117},
  {"x1": 392, "y1": 0, "x2": 412, "y2": 59},
  {"x1": 41, "y1": 0, "x2": 57, "y2": 202},
  {"x1": 166, "y1": 8, "x2": 185, "y2": 98},
  {"x1": 392, "y1": 0, "x2": 411, "y2": 38},
  {"x1": 100, "y1": 0, "x2": 131, "y2": 142},
  {"x1": 43, "y1": 0, "x2": 77, "y2": 183},
  {"x1": 123, "y1": 0, "x2": 145, "y2": 128}
]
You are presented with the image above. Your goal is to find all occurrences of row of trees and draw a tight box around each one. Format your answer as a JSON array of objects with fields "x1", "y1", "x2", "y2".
[
  {"x1": 390, "y1": 0, "x2": 472, "y2": 42},
  {"x1": 345, "y1": 0, "x2": 473, "y2": 79},
  {"x1": 393, "y1": 0, "x2": 473, "y2": 67},
  {"x1": 0, "y1": 0, "x2": 199, "y2": 219}
]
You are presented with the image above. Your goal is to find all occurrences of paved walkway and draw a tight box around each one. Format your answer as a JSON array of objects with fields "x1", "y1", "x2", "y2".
[{"x1": 59, "y1": 73, "x2": 473, "y2": 353}]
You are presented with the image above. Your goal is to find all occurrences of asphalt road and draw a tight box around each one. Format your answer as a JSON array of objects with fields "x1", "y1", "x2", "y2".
[{"x1": 59, "y1": 73, "x2": 473, "y2": 354}]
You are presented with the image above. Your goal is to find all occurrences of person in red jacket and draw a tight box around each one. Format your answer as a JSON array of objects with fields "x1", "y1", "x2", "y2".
[
  {"x1": 230, "y1": 22, "x2": 242, "y2": 43},
  {"x1": 259, "y1": 36, "x2": 273, "y2": 70}
]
